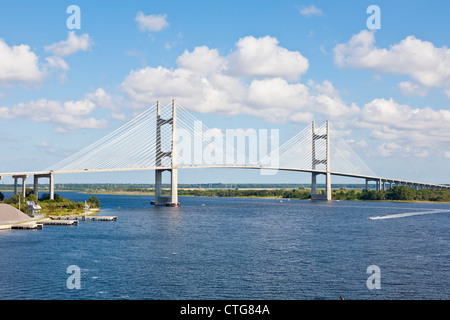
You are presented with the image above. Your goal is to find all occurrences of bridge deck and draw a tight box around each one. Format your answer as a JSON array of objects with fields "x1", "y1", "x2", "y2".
[{"x1": 1, "y1": 166, "x2": 448, "y2": 189}]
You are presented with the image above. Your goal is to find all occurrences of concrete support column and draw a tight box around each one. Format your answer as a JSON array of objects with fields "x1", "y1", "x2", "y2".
[
  {"x1": 365, "y1": 179, "x2": 369, "y2": 190},
  {"x1": 311, "y1": 121, "x2": 317, "y2": 198},
  {"x1": 325, "y1": 121, "x2": 331, "y2": 201},
  {"x1": 21, "y1": 177, "x2": 26, "y2": 197},
  {"x1": 49, "y1": 173, "x2": 54, "y2": 200},
  {"x1": 34, "y1": 175, "x2": 39, "y2": 199},
  {"x1": 14, "y1": 177, "x2": 18, "y2": 195},
  {"x1": 155, "y1": 170, "x2": 162, "y2": 202},
  {"x1": 154, "y1": 101, "x2": 164, "y2": 206},
  {"x1": 170, "y1": 99, "x2": 179, "y2": 206},
  {"x1": 311, "y1": 173, "x2": 317, "y2": 195}
]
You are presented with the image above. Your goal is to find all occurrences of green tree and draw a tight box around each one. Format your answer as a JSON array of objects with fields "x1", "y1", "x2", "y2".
[
  {"x1": 386, "y1": 186, "x2": 416, "y2": 201},
  {"x1": 26, "y1": 194, "x2": 38, "y2": 202},
  {"x1": 87, "y1": 196, "x2": 101, "y2": 208},
  {"x1": 25, "y1": 188, "x2": 34, "y2": 198}
]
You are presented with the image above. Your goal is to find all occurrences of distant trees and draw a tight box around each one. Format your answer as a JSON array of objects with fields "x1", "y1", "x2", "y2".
[
  {"x1": 342, "y1": 186, "x2": 450, "y2": 202},
  {"x1": 177, "y1": 186, "x2": 450, "y2": 202}
]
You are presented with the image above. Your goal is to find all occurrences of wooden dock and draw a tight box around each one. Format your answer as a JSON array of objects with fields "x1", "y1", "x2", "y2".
[
  {"x1": 89, "y1": 216, "x2": 117, "y2": 221},
  {"x1": 42, "y1": 219, "x2": 78, "y2": 226},
  {"x1": 49, "y1": 215, "x2": 117, "y2": 222},
  {"x1": 1, "y1": 215, "x2": 117, "y2": 231},
  {"x1": 11, "y1": 222, "x2": 43, "y2": 230}
]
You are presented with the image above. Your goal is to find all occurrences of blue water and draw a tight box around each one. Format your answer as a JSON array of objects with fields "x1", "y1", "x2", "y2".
[{"x1": 0, "y1": 191, "x2": 449, "y2": 300}]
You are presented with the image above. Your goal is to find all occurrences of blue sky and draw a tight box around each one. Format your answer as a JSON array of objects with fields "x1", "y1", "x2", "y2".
[{"x1": 1, "y1": 0, "x2": 449, "y2": 185}]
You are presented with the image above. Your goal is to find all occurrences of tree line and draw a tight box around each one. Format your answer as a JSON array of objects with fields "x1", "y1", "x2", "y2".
[{"x1": 178, "y1": 186, "x2": 450, "y2": 202}]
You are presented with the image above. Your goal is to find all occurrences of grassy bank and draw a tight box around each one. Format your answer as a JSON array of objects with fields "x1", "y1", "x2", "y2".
[{"x1": 0, "y1": 191, "x2": 101, "y2": 216}]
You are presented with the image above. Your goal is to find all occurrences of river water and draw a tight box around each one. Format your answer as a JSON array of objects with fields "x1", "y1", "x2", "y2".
[{"x1": 0, "y1": 191, "x2": 449, "y2": 300}]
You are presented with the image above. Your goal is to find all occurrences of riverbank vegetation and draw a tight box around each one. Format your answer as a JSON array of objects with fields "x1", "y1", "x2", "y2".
[
  {"x1": 79, "y1": 185, "x2": 450, "y2": 202},
  {"x1": 1, "y1": 185, "x2": 449, "y2": 204},
  {"x1": 177, "y1": 186, "x2": 450, "y2": 202},
  {"x1": 0, "y1": 188, "x2": 101, "y2": 215}
]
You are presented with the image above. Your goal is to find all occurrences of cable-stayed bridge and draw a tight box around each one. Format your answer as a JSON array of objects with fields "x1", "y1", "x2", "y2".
[{"x1": 1, "y1": 100, "x2": 448, "y2": 205}]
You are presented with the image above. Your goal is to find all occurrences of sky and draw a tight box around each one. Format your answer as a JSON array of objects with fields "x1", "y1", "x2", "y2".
[{"x1": 0, "y1": 0, "x2": 449, "y2": 185}]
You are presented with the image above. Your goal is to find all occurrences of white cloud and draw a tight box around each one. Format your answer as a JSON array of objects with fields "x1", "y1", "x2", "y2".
[
  {"x1": 121, "y1": 36, "x2": 358, "y2": 124},
  {"x1": 45, "y1": 56, "x2": 69, "y2": 71},
  {"x1": 360, "y1": 98, "x2": 450, "y2": 131},
  {"x1": 227, "y1": 36, "x2": 309, "y2": 81},
  {"x1": 0, "y1": 88, "x2": 116, "y2": 132},
  {"x1": 85, "y1": 88, "x2": 122, "y2": 111},
  {"x1": 334, "y1": 30, "x2": 450, "y2": 96},
  {"x1": 0, "y1": 38, "x2": 44, "y2": 85},
  {"x1": 45, "y1": 31, "x2": 93, "y2": 57},
  {"x1": 135, "y1": 12, "x2": 169, "y2": 32},
  {"x1": 356, "y1": 98, "x2": 450, "y2": 158},
  {"x1": 119, "y1": 34, "x2": 450, "y2": 160},
  {"x1": 398, "y1": 81, "x2": 428, "y2": 97},
  {"x1": 299, "y1": 5, "x2": 323, "y2": 17},
  {"x1": 177, "y1": 46, "x2": 225, "y2": 76},
  {"x1": 375, "y1": 142, "x2": 430, "y2": 159}
]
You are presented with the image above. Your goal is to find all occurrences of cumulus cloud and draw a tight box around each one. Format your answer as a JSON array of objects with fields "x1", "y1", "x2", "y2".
[
  {"x1": 355, "y1": 97, "x2": 450, "y2": 158},
  {"x1": 0, "y1": 33, "x2": 92, "y2": 87},
  {"x1": 177, "y1": 46, "x2": 225, "y2": 75},
  {"x1": 118, "y1": 34, "x2": 450, "y2": 160},
  {"x1": 375, "y1": 142, "x2": 429, "y2": 159},
  {"x1": 298, "y1": 5, "x2": 323, "y2": 17},
  {"x1": 333, "y1": 30, "x2": 450, "y2": 96},
  {"x1": 0, "y1": 38, "x2": 44, "y2": 85},
  {"x1": 227, "y1": 36, "x2": 309, "y2": 81},
  {"x1": 44, "y1": 31, "x2": 93, "y2": 57},
  {"x1": 45, "y1": 56, "x2": 70, "y2": 71},
  {"x1": 0, "y1": 88, "x2": 116, "y2": 132},
  {"x1": 121, "y1": 35, "x2": 357, "y2": 124},
  {"x1": 360, "y1": 98, "x2": 450, "y2": 132},
  {"x1": 398, "y1": 81, "x2": 428, "y2": 97},
  {"x1": 135, "y1": 12, "x2": 169, "y2": 32}
]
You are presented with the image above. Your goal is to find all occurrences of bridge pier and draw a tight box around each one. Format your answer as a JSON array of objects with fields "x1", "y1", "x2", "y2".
[
  {"x1": 33, "y1": 172, "x2": 54, "y2": 200},
  {"x1": 311, "y1": 120, "x2": 331, "y2": 201},
  {"x1": 12, "y1": 175, "x2": 27, "y2": 198},
  {"x1": 151, "y1": 100, "x2": 180, "y2": 207}
]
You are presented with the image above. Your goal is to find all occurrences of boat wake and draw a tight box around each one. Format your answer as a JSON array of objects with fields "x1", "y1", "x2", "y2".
[{"x1": 369, "y1": 209, "x2": 450, "y2": 220}]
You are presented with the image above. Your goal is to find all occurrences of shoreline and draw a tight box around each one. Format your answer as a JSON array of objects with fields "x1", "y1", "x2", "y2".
[
  {"x1": 2, "y1": 188, "x2": 450, "y2": 204},
  {"x1": 0, "y1": 208, "x2": 100, "y2": 229},
  {"x1": 79, "y1": 190, "x2": 450, "y2": 204}
]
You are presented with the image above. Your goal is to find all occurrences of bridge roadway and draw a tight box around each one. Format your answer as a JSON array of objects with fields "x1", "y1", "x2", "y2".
[{"x1": 1, "y1": 166, "x2": 449, "y2": 200}]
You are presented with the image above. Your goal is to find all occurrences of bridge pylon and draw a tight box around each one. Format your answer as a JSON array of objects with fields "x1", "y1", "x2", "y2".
[
  {"x1": 311, "y1": 120, "x2": 332, "y2": 201},
  {"x1": 152, "y1": 99, "x2": 180, "y2": 207}
]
